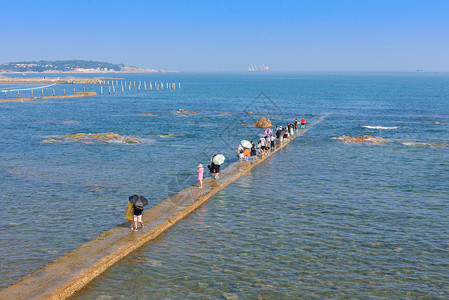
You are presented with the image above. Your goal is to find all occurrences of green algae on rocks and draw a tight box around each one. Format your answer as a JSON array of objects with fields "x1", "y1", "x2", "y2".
[{"x1": 43, "y1": 132, "x2": 139, "y2": 144}]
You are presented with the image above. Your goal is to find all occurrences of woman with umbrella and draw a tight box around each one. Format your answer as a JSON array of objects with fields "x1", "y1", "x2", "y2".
[
  {"x1": 208, "y1": 154, "x2": 225, "y2": 179},
  {"x1": 128, "y1": 195, "x2": 149, "y2": 231},
  {"x1": 241, "y1": 140, "x2": 251, "y2": 161}
]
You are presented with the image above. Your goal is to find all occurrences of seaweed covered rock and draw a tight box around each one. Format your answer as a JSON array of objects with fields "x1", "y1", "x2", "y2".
[
  {"x1": 254, "y1": 117, "x2": 273, "y2": 128},
  {"x1": 43, "y1": 132, "x2": 139, "y2": 144},
  {"x1": 177, "y1": 109, "x2": 196, "y2": 114},
  {"x1": 333, "y1": 135, "x2": 388, "y2": 144}
]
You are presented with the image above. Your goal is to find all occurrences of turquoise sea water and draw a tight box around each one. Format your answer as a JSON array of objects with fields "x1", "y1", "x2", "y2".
[{"x1": 1, "y1": 73, "x2": 448, "y2": 298}]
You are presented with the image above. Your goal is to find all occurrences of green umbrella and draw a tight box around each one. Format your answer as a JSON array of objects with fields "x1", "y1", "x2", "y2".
[{"x1": 212, "y1": 154, "x2": 225, "y2": 165}]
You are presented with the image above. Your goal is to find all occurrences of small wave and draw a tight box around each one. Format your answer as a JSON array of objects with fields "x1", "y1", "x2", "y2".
[
  {"x1": 61, "y1": 120, "x2": 81, "y2": 124},
  {"x1": 103, "y1": 139, "x2": 131, "y2": 144},
  {"x1": 400, "y1": 141, "x2": 447, "y2": 148},
  {"x1": 401, "y1": 141, "x2": 431, "y2": 147},
  {"x1": 169, "y1": 144, "x2": 198, "y2": 149},
  {"x1": 32, "y1": 120, "x2": 81, "y2": 125},
  {"x1": 152, "y1": 133, "x2": 185, "y2": 138},
  {"x1": 361, "y1": 125, "x2": 400, "y2": 130},
  {"x1": 134, "y1": 138, "x2": 156, "y2": 144},
  {"x1": 10, "y1": 222, "x2": 25, "y2": 226}
]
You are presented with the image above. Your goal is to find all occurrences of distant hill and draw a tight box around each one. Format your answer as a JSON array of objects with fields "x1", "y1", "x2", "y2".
[{"x1": 0, "y1": 60, "x2": 161, "y2": 73}]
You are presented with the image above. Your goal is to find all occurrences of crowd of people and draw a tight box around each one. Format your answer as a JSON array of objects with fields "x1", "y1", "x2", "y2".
[
  {"x1": 125, "y1": 117, "x2": 306, "y2": 230},
  {"x1": 238, "y1": 117, "x2": 306, "y2": 160}
]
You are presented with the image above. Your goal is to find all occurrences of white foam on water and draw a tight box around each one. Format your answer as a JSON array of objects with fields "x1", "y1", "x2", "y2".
[
  {"x1": 104, "y1": 139, "x2": 131, "y2": 144},
  {"x1": 168, "y1": 144, "x2": 198, "y2": 149},
  {"x1": 401, "y1": 141, "x2": 432, "y2": 147},
  {"x1": 134, "y1": 138, "x2": 156, "y2": 144},
  {"x1": 157, "y1": 133, "x2": 185, "y2": 138},
  {"x1": 400, "y1": 141, "x2": 448, "y2": 148},
  {"x1": 361, "y1": 125, "x2": 400, "y2": 130}
]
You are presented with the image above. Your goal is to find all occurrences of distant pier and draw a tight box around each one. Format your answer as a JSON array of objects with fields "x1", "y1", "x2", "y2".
[
  {"x1": 1, "y1": 79, "x2": 181, "y2": 103},
  {"x1": 1, "y1": 91, "x2": 97, "y2": 103}
]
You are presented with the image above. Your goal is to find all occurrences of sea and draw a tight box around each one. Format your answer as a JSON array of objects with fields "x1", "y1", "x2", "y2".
[{"x1": 0, "y1": 73, "x2": 448, "y2": 299}]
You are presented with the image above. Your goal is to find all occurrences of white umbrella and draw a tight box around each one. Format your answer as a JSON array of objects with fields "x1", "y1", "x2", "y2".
[
  {"x1": 212, "y1": 154, "x2": 225, "y2": 165},
  {"x1": 241, "y1": 140, "x2": 251, "y2": 148}
]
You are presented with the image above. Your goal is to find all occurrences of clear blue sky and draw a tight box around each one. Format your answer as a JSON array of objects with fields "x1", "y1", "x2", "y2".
[{"x1": 2, "y1": 0, "x2": 448, "y2": 72}]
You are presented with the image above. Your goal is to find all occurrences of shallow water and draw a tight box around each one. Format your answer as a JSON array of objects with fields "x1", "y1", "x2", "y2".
[{"x1": 1, "y1": 73, "x2": 448, "y2": 298}]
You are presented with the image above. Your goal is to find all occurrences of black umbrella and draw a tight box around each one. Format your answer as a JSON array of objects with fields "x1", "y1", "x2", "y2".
[{"x1": 128, "y1": 194, "x2": 149, "y2": 207}]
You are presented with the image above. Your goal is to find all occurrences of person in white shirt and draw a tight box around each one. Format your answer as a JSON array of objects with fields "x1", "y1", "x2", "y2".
[{"x1": 260, "y1": 137, "x2": 266, "y2": 157}]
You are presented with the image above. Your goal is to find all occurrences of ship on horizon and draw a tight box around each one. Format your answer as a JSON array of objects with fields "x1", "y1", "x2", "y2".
[{"x1": 248, "y1": 64, "x2": 270, "y2": 72}]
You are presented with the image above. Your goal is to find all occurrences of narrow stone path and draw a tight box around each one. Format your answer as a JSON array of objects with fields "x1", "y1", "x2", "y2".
[{"x1": 0, "y1": 114, "x2": 328, "y2": 300}]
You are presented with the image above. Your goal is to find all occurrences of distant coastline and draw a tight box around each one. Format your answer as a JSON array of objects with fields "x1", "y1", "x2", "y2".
[
  {"x1": 0, "y1": 69, "x2": 180, "y2": 74},
  {"x1": 0, "y1": 69, "x2": 181, "y2": 75},
  {"x1": 0, "y1": 60, "x2": 179, "y2": 74},
  {"x1": 0, "y1": 75, "x2": 107, "y2": 85}
]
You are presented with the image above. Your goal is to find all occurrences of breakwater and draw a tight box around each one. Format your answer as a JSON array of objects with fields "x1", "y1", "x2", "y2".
[{"x1": 0, "y1": 115, "x2": 327, "y2": 300}]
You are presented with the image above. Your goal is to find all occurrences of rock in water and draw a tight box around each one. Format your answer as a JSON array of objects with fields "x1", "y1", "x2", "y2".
[
  {"x1": 254, "y1": 117, "x2": 273, "y2": 128},
  {"x1": 43, "y1": 132, "x2": 139, "y2": 144},
  {"x1": 333, "y1": 135, "x2": 388, "y2": 144}
]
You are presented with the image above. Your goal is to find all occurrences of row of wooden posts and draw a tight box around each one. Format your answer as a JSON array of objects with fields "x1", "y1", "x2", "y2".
[
  {"x1": 99, "y1": 81, "x2": 181, "y2": 95},
  {"x1": 3, "y1": 82, "x2": 181, "y2": 100},
  {"x1": 4, "y1": 87, "x2": 86, "y2": 100}
]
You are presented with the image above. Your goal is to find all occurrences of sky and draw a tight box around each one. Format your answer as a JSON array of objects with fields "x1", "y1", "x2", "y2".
[{"x1": 1, "y1": 0, "x2": 448, "y2": 72}]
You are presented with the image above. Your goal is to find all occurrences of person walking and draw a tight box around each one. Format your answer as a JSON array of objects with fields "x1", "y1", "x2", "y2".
[
  {"x1": 279, "y1": 126, "x2": 284, "y2": 144},
  {"x1": 260, "y1": 136, "x2": 266, "y2": 157},
  {"x1": 208, "y1": 155, "x2": 221, "y2": 179},
  {"x1": 250, "y1": 141, "x2": 257, "y2": 161},
  {"x1": 124, "y1": 201, "x2": 134, "y2": 229},
  {"x1": 244, "y1": 145, "x2": 250, "y2": 161},
  {"x1": 132, "y1": 205, "x2": 144, "y2": 231},
  {"x1": 270, "y1": 133, "x2": 275, "y2": 150},
  {"x1": 276, "y1": 126, "x2": 281, "y2": 139},
  {"x1": 197, "y1": 164, "x2": 204, "y2": 188},
  {"x1": 283, "y1": 125, "x2": 289, "y2": 140},
  {"x1": 238, "y1": 144, "x2": 244, "y2": 161},
  {"x1": 301, "y1": 117, "x2": 306, "y2": 129}
]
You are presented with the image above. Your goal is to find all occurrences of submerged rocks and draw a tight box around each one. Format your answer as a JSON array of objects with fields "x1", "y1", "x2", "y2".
[
  {"x1": 254, "y1": 117, "x2": 273, "y2": 128},
  {"x1": 44, "y1": 132, "x2": 139, "y2": 144},
  {"x1": 177, "y1": 109, "x2": 196, "y2": 114},
  {"x1": 334, "y1": 135, "x2": 388, "y2": 144}
]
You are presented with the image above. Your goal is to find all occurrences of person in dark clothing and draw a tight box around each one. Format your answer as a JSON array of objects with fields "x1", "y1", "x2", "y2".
[
  {"x1": 208, "y1": 162, "x2": 216, "y2": 177},
  {"x1": 132, "y1": 205, "x2": 144, "y2": 231},
  {"x1": 208, "y1": 155, "x2": 220, "y2": 179},
  {"x1": 250, "y1": 141, "x2": 257, "y2": 161}
]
